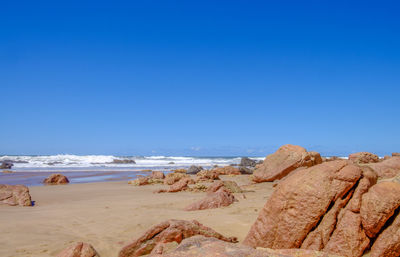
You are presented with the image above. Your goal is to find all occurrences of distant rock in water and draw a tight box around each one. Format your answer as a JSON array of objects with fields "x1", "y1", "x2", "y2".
[
  {"x1": 0, "y1": 184, "x2": 32, "y2": 206},
  {"x1": 168, "y1": 161, "x2": 175, "y2": 164},
  {"x1": 240, "y1": 157, "x2": 257, "y2": 167},
  {"x1": 111, "y1": 159, "x2": 136, "y2": 164},
  {"x1": 0, "y1": 162, "x2": 13, "y2": 169},
  {"x1": 252, "y1": 144, "x2": 322, "y2": 182},
  {"x1": 56, "y1": 242, "x2": 99, "y2": 257},
  {"x1": 43, "y1": 174, "x2": 69, "y2": 185},
  {"x1": 187, "y1": 165, "x2": 203, "y2": 174}
]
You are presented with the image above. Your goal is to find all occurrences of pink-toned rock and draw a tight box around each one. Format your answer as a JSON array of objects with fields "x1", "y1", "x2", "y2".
[
  {"x1": 164, "y1": 173, "x2": 189, "y2": 185},
  {"x1": 0, "y1": 184, "x2": 32, "y2": 206},
  {"x1": 150, "y1": 171, "x2": 165, "y2": 179},
  {"x1": 360, "y1": 181, "x2": 400, "y2": 238},
  {"x1": 184, "y1": 188, "x2": 236, "y2": 211},
  {"x1": 206, "y1": 180, "x2": 243, "y2": 193},
  {"x1": 243, "y1": 160, "x2": 361, "y2": 249},
  {"x1": 301, "y1": 192, "x2": 353, "y2": 250},
  {"x1": 196, "y1": 169, "x2": 220, "y2": 181},
  {"x1": 43, "y1": 173, "x2": 69, "y2": 185},
  {"x1": 366, "y1": 156, "x2": 400, "y2": 179},
  {"x1": 349, "y1": 152, "x2": 380, "y2": 164},
  {"x1": 253, "y1": 144, "x2": 322, "y2": 182},
  {"x1": 370, "y1": 212, "x2": 400, "y2": 257},
  {"x1": 211, "y1": 166, "x2": 241, "y2": 175},
  {"x1": 346, "y1": 167, "x2": 377, "y2": 213},
  {"x1": 56, "y1": 242, "x2": 99, "y2": 257},
  {"x1": 156, "y1": 177, "x2": 194, "y2": 193},
  {"x1": 324, "y1": 209, "x2": 369, "y2": 257},
  {"x1": 155, "y1": 236, "x2": 343, "y2": 257},
  {"x1": 118, "y1": 219, "x2": 237, "y2": 257}
]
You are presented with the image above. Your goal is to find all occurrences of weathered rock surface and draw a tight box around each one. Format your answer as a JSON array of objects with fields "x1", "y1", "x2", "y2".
[
  {"x1": 239, "y1": 166, "x2": 254, "y2": 174},
  {"x1": 370, "y1": 212, "x2": 400, "y2": 257},
  {"x1": 56, "y1": 242, "x2": 99, "y2": 257},
  {"x1": 164, "y1": 173, "x2": 189, "y2": 185},
  {"x1": 240, "y1": 157, "x2": 257, "y2": 167},
  {"x1": 0, "y1": 161, "x2": 13, "y2": 169},
  {"x1": 156, "y1": 177, "x2": 194, "y2": 193},
  {"x1": 0, "y1": 184, "x2": 32, "y2": 206},
  {"x1": 244, "y1": 160, "x2": 361, "y2": 249},
  {"x1": 154, "y1": 236, "x2": 343, "y2": 257},
  {"x1": 392, "y1": 152, "x2": 400, "y2": 157},
  {"x1": 43, "y1": 173, "x2": 69, "y2": 185},
  {"x1": 206, "y1": 180, "x2": 243, "y2": 193},
  {"x1": 196, "y1": 169, "x2": 220, "y2": 181},
  {"x1": 187, "y1": 165, "x2": 203, "y2": 174},
  {"x1": 360, "y1": 181, "x2": 400, "y2": 238},
  {"x1": 324, "y1": 209, "x2": 369, "y2": 257},
  {"x1": 184, "y1": 188, "x2": 236, "y2": 211},
  {"x1": 366, "y1": 156, "x2": 400, "y2": 179},
  {"x1": 150, "y1": 171, "x2": 165, "y2": 180},
  {"x1": 212, "y1": 166, "x2": 241, "y2": 175},
  {"x1": 349, "y1": 152, "x2": 380, "y2": 164},
  {"x1": 252, "y1": 144, "x2": 322, "y2": 182},
  {"x1": 118, "y1": 219, "x2": 237, "y2": 257},
  {"x1": 128, "y1": 177, "x2": 150, "y2": 186}
]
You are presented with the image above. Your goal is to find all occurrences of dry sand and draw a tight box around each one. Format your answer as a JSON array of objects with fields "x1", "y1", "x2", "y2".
[{"x1": 0, "y1": 175, "x2": 274, "y2": 257}]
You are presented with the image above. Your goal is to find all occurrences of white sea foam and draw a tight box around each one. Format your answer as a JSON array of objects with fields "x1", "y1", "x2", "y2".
[{"x1": 0, "y1": 154, "x2": 265, "y2": 171}]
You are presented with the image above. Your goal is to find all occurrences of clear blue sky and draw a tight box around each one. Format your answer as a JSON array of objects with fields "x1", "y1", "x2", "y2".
[{"x1": 1, "y1": 1, "x2": 399, "y2": 156}]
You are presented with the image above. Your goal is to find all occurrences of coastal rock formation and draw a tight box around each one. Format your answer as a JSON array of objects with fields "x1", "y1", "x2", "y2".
[
  {"x1": 393, "y1": 152, "x2": 400, "y2": 157},
  {"x1": 164, "y1": 173, "x2": 189, "y2": 185},
  {"x1": 155, "y1": 236, "x2": 342, "y2": 257},
  {"x1": 184, "y1": 188, "x2": 236, "y2": 211},
  {"x1": 212, "y1": 166, "x2": 241, "y2": 175},
  {"x1": 56, "y1": 242, "x2": 99, "y2": 257},
  {"x1": 244, "y1": 160, "x2": 361, "y2": 250},
  {"x1": 360, "y1": 181, "x2": 400, "y2": 238},
  {"x1": 0, "y1": 161, "x2": 13, "y2": 169},
  {"x1": 196, "y1": 169, "x2": 220, "y2": 181},
  {"x1": 252, "y1": 144, "x2": 322, "y2": 182},
  {"x1": 118, "y1": 219, "x2": 237, "y2": 257},
  {"x1": 0, "y1": 184, "x2": 32, "y2": 206},
  {"x1": 43, "y1": 174, "x2": 69, "y2": 185},
  {"x1": 172, "y1": 169, "x2": 186, "y2": 173},
  {"x1": 365, "y1": 156, "x2": 400, "y2": 178},
  {"x1": 240, "y1": 157, "x2": 257, "y2": 167},
  {"x1": 150, "y1": 171, "x2": 165, "y2": 180},
  {"x1": 206, "y1": 180, "x2": 243, "y2": 193},
  {"x1": 128, "y1": 177, "x2": 150, "y2": 186},
  {"x1": 349, "y1": 152, "x2": 380, "y2": 164},
  {"x1": 156, "y1": 177, "x2": 194, "y2": 193},
  {"x1": 187, "y1": 165, "x2": 203, "y2": 174},
  {"x1": 239, "y1": 166, "x2": 254, "y2": 174}
]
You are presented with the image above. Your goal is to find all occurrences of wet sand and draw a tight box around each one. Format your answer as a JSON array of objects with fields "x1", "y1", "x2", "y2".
[{"x1": 0, "y1": 175, "x2": 274, "y2": 257}]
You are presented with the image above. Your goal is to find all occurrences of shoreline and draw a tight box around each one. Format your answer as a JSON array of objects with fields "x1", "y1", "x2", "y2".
[{"x1": 0, "y1": 175, "x2": 273, "y2": 257}]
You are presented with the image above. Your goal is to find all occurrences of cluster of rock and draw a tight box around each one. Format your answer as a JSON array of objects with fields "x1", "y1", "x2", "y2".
[
  {"x1": 0, "y1": 161, "x2": 13, "y2": 169},
  {"x1": 244, "y1": 145, "x2": 400, "y2": 257}
]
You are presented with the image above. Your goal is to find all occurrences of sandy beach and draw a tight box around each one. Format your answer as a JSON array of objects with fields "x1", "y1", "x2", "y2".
[{"x1": 0, "y1": 175, "x2": 273, "y2": 257}]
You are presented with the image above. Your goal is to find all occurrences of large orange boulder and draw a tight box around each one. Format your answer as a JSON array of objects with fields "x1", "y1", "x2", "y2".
[
  {"x1": 196, "y1": 169, "x2": 220, "y2": 181},
  {"x1": 184, "y1": 188, "x2": 236, "y2": 211},
  {"x1": 252, "y1": 144, "x2": 322, "y2": 182},
  {"x1": 360, "y1": 181, "x2": 400, "y2": 238},
  {"x1": 366, "y1": 157, "x2": 400, "y2": 179},
  {"x1": 118, "y1": 219, "x2": 237, "y2": 257},
  {"x1": 0, "y1": 184, "x2": 32, "y2": 206},
  {"x1": 348, "y1": 152, "x2": 379, "y2": 164},
  {"x1": 56, "y1": 242, "x2": 99, "y2": 257},
  {"x1": 43, "y1": 174, "x2": 69, "y2": 185},
  {"x1": 243, "y1": 160, "x2": 361, "y2": 249}
]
